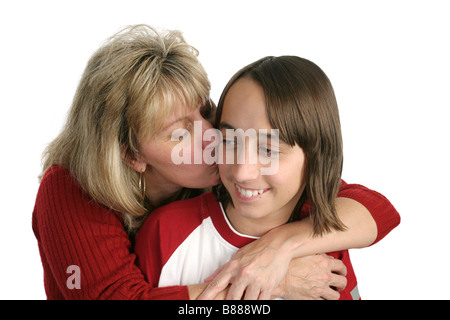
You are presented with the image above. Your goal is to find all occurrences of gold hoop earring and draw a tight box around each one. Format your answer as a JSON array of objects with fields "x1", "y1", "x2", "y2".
[{"x1": 139, "y1": 171, "x2": 146, "y2": 202}]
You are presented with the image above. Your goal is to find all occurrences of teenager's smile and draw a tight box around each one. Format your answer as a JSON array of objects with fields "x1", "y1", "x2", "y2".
[{"x1": 234, "y1": 183, "x2": 270, "y2": 201}]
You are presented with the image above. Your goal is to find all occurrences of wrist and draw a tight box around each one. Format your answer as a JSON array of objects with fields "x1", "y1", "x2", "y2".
[{"x1": 265, "y1": 221, "x2": 310, "y2": 260}]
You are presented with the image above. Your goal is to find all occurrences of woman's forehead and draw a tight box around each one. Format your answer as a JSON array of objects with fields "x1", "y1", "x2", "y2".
[{"x1": 162, "y1": 100, "x2": 199, "y2": 128}]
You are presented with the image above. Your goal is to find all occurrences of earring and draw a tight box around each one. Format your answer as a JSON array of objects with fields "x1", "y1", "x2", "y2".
[{"x1": 138, "y1": 171, "x2": 146, "y2": 202}]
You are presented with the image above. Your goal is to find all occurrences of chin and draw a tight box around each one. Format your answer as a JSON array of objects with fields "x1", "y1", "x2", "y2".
[
  {"x1": 183, "y1": 166, "x2": 219, "y2": 189},
  {"x1": 184, "y1": 177, "x2": 219, "y2": 189}
]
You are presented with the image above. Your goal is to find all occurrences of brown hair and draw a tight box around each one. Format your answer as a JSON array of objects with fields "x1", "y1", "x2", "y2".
[
  {"x1": 214, "y1": 56, "x2": 345, "y2": 236},
  {"x1": 41, "y1": 25, "x2": 210, "y2": 233}
]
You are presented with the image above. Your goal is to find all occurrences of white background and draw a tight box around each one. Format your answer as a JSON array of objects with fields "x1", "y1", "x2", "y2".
[{"x1": 1, "y1": 0, "x2": 449, "y2": 300}]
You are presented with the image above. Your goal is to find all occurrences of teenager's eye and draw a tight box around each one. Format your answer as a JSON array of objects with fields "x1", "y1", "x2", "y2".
[
  {"x1": 259, "y1": 146, "x2": 279, "y2": 157},
  {"x1": 222, "y1": 139, "x2": 237, "y2": 147},
  {"x1": 222, "y1": 135, "x2": 242, "y2": 149}
]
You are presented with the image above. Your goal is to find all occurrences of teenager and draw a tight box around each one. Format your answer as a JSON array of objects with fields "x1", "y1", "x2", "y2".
[{"x1": 134, "y1": 56, "x2": 399, "y2": 300}]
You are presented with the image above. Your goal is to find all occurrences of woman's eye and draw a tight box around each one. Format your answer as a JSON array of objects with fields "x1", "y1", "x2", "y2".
[{"x1": 171, "y1": 128, "x2": 190, "y2": 141}]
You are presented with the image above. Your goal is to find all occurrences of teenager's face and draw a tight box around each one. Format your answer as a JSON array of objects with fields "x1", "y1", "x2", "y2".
[
  {"x1": 137, "y1": 101, "x2": 219, "y2": 193},
  {"x1": 218, "y1": 77, "x2": 306, "y2": 236}
]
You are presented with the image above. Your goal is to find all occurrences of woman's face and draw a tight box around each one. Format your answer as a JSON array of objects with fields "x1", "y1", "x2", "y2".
[
  {"x1": 136, "y1": 101, "x2": 220, "y2": 197},
  {"x1": 218, "y1": 77, "x2": 306, "y2": 236}
]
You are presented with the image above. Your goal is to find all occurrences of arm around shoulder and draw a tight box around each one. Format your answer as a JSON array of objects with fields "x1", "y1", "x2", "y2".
[
  {"x1": 337, "y1": 181, "x2": 400, "y2": 245},
  {"x1": 266, "y1": 180, "x2": 401, "y2": 257}
]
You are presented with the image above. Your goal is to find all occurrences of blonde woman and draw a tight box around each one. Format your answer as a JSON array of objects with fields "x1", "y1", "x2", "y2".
[{"x1": 32, "y1": 25, "x2": 400, "y2": 300}]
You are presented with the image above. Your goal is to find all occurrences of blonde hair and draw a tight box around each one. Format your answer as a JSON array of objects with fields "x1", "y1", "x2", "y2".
[{"x1": 41, "y1": 25, "x2": 210, "y2": 233}]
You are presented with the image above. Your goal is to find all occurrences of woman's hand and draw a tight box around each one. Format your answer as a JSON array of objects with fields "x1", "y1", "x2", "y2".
[
  {"x1": 197, "y1": 221, "x2": 349, "y2": 300},
  {"x1": 198, "y1": 247, "x2": 290, "y2": 300},
  {"x1": 198, "y1": 229, "x2": 294, "y2": 300},
  {"x1": 273, "y1": 254, "x2": 347, "y2": 300}
]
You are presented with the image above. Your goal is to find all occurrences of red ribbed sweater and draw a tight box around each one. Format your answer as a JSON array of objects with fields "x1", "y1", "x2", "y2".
[{"x1": 32, "y1": 165, "x2": 400, "y2": 300}]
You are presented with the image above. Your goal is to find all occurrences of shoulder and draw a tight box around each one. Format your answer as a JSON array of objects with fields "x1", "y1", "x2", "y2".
[
  {"x1": 35, "y1": 165, "x2": 80, "y2": 211},
  {"x1": 39, "y1": 165, "x2": 74, "y2": 189},
  {"x1": 34, "y1": 165, "x2": 123, "y2": 227},
  {"x1": 148, "y1": 191, "x2": 216, "y2": 223},
  {"x1": 38, "y1": 165, "x2": 87, "y2": 203},
  {"x1": 338, "y1": 179, "x2": 387, "y2": 201},
  {"x1": 136, "y1": 192, "x2": 217, "y2": 243}
]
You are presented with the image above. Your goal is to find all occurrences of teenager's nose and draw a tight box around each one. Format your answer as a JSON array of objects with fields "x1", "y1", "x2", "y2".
[
  {"x1": 233, "y1": 162, "x2": 260, "y2": 183},
  {"x1": 232, "y1": 141, "x2": 260, "y2": 182}
]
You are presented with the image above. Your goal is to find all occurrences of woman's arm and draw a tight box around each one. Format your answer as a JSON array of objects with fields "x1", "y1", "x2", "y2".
[
  {"x1": 198, "y1": 182, "x2": 400, "y2": 300},
  {"x1": 337, "y1": 181, "x2": 401, "y2": 245},
  {"x1": 32, "y1": 166, "x2": 189, "y2": 300},
  {"x1": 279, "y1": 197, "x2": 378, "y2": 258}
]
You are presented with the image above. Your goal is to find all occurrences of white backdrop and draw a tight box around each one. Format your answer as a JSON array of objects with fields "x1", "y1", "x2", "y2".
[{"x1": 1, "y1": 0, "x2": 449, "y2": 300}]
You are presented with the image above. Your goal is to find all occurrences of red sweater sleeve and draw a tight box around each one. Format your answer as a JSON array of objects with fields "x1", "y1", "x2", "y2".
[
  {"x1": 32, "y1": 166, "x2": 189, "y2": 300},
  {"x1": 337, "y1": 180, "x2": 400, "y2": 245}
]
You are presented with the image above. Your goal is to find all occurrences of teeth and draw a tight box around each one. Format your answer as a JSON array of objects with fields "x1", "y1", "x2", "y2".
[{"x1": 236, "y1": 184, "x2": 265, "y2": 198}]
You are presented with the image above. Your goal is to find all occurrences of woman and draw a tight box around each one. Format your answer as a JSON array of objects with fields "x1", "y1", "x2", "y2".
[{"x1": 32, "y1": 25, "x2": 399, "y2": 299}]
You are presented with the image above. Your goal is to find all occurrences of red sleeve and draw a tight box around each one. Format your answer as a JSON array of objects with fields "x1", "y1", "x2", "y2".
[
  {"x1": 134, "y1": 210, "x2": 165, "y2": 288},
  {"x1": 32, "y1": 166, "x2": 189, "y2": 300},
  {"x1": 337, "y1": 180, "x2": 400, "y2": 245}
]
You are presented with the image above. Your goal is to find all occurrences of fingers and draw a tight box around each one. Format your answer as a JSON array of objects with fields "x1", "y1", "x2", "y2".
[
  {"x1": 257, "y1": 288, "x2": 272, "y2": 300},
  {"x1": 330, "y1": 258, "x2": 348, "y2": 276},
  {"x1": 230, "y1": 281, "x2": 273, "y2": 300},
  {"x1": 324, "y1": 255, "x2": 347, "y2": 293},
  {"x1": 226, "y1": 269, "x2": 265, "y2": 300},
  {"x1": 204, "y1": 265, "x2": 224, "y2": 283},
  {"x1": 226, "y1": 279, "x2": 248, "y2": 300},
  {"x1": 197, "y1": 270, "x2": 232, "y2": 300},
  {"x1": 330, "y1": 273, "x2": 347, "y2": 292},
  {"x1": 320, "y1": 286, "x2": 341, "y2": 300},
  {"x1": 199, "y1": 267, "x2": 275, "y2": 300},
  {"x1": 200, "y1": 245, "x2": 287, "y2": 300}
]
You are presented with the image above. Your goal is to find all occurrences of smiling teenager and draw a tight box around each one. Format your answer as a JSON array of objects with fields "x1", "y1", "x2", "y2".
[
  {"x1": 134, "y1": 56, "x2": 400, "y2": 300},
  {"x1": 217, "y1": 77, "x2": 306, "y2": 238}
]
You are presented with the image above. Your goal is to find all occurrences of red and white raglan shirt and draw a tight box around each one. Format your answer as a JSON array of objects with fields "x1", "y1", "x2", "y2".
[{"x1": 135, "y1": 184, "x2": 399, "y2": 300}]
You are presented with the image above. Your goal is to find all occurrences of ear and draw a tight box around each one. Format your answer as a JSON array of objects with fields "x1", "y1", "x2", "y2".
[{"x1": 121, "y1": 146, "x2": 146, "y2": 173}]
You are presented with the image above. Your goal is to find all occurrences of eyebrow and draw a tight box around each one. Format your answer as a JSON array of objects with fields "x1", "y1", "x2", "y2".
[
  {"x1": 218, "y1": 122, "x2": 234, "y2": 131},
  {"x1": 163, "y1": 115, "x2": 189, "y2": 131}
]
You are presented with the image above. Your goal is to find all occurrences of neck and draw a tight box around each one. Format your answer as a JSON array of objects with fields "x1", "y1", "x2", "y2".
[
  {"x1": 148, "y1": 187, "x2": 183, "y2": 208},
  {"x1": 223, "y1": 186, "x2": 305, "y2": 237},
  {"x1": 144, "y1": 172, "x2": 183, "y2": 209},
  {"x1": 224, "y1": 204, "x2": 293, "y2": 238}
]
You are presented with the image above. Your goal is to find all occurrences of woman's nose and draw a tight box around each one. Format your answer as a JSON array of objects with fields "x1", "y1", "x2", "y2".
[{"x1": 200, "y1": 117, "x2": 216, "y2": 150}]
